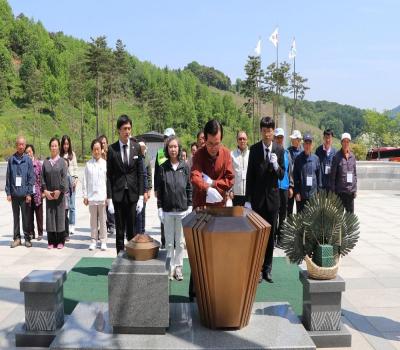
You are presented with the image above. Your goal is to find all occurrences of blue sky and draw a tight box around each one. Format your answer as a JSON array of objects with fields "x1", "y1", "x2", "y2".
[{"x1": 8, "y1": 0, "x2": 400, "y2": 111}]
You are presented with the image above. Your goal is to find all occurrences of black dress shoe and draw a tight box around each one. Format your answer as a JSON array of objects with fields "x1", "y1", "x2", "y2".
[{"x1": 263, "y1": 271, "x2": 273, "y2": 283}]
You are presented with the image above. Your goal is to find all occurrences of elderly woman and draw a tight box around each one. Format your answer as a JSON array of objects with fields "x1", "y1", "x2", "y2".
[
  {"x1": 157, "y1": 136, "x2": 192, "y2": 281},
  {"x1": 42, "y1": 137, "x2": 68, "y2": 249}
]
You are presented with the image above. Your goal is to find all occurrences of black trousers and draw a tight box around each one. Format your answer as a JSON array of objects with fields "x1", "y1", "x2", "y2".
[
  {"x1": 48, "y1": 231, "x2": 65, "y2": 245},
  {"x1": 338, "y1": 192, "x2": 355, "y2": 213},
  {"x1": 114, "y1": 190, "x2": 138, "y2": 254},
  {"x1": 161, "y1": 223, "x2": 165, "y2": 246},
  {"x1": 255, "y1": 203, "x2": 278, "y2": 274},
  {"x1": 28, "y1": 201, "x2": 43, "y2": 238},
  {"x1": 64, "y1": 209, "x2": 69, "y2": 238},
  {"x1": 233, "y1": 195, "x2": 246, "y2": 206},
  {"x1": 106, "y1": 207, "x2": 115, "y2": 231},
  {"x1": 277, "y1": 189, "x2": 288, "y2": 241},
  {"x1": 12, "y1": 196, "x2": 30, "y2": 241}
]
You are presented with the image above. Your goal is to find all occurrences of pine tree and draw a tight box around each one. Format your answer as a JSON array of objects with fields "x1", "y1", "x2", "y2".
[
  {"x1": 86, "y1": 36, "x2": 112, "y2": 136},
  {"x1": 240, "y1": 55, "x2": 264, "y2": 143}
]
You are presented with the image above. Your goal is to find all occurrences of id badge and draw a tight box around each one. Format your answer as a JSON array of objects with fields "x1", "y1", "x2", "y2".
[
  {"x1": 32, "y1": 186, "x2": 36, "y2": 194},
  {"x1": 241, "y1": 170, "x2": 247, "y2": 180},
  {"x1": 347, "y1": 172, "x2": 353, "y2": 183},
  {"x1": 306, "y1": 176, "x2": 313, "y2": 187},
  {"x1": 16, "y1": 176, "x2": 22, "y2": 187},
  {"x1": 325, "y1": 165, "x2": 331, "y2": 175}
]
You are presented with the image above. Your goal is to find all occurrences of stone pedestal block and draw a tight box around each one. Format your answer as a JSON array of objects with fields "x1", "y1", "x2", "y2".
[
  {"x1": 108, "y1": 250, "x2": 169, "y2": 334},
  {"x1": 299, "y1": 268, "x2": 351, "y2": 348},
  {"x1": 20, "y1": 270, "x2": 66, "y2": 331},
  {"x1": 16, "y1": 270, "x2": 67, "y2": 347}
]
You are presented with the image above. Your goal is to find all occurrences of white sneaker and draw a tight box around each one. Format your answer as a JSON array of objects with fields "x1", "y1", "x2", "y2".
[
  {"x1": 101, "y1": 243, "x2": 107, "y2": 251},
  {"x1": 89, "y1": 242, "x2": 96, "y2": 251},
  {"x1": 70, "y1": 225, "x2": 75, "y2": 235}
]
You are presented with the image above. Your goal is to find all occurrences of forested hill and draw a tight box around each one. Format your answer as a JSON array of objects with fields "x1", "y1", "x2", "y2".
[
  {"x1": 0, "y1": 0, "x2": 369, "y2": 160},
  {"x1": 0, "y1": 0, "x2": 253, "y2": 159}
]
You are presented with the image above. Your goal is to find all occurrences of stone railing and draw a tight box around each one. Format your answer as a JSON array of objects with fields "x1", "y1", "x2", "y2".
[{"x1": 357, "y1": 161, "x2": 400, "y2": 190}]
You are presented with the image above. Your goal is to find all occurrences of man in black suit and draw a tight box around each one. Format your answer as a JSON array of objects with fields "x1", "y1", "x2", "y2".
[
  {"x1": 107, "y1": 115, "x2": 144, "y2": 254},
  {"x1": 245, "y1": 116, "x2": 285, "y2": 283}
]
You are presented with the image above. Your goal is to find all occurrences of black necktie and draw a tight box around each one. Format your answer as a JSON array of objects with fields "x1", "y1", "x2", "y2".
[
  {"x1": 265, "y1": 148, "x2": 270, "y2": 163},
  {"x1": 123, "y1": 144, "x2": 128, "y2": 165}
]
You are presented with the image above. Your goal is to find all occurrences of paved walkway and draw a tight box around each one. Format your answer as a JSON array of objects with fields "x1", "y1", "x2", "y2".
[{"x1": 0, "y1": 188, "x2": 399, "y2": 349}]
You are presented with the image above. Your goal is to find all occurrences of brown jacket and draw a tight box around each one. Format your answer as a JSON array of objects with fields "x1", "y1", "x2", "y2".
[{"x1": 191, "y1": 145, "x2": 234, "y2": 208}]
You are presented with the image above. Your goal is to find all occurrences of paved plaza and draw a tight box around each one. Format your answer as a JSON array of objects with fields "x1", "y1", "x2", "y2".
[{"x1": 0, "y1": 182, "x2": 399, "y2": 349}]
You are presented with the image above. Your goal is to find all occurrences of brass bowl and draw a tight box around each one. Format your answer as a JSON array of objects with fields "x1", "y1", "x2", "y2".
[{"x1": 125, "y1": 234, "x2": 160, "y2": 261}]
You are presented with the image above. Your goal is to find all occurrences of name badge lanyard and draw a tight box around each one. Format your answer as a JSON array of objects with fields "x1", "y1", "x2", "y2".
[{"x1": 306, "y1": 159, "x2": 313, "y2": 187}]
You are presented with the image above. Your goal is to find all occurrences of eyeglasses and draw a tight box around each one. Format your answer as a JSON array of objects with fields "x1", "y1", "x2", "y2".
[{"x1": 238, "y1": 138, "x2": 247, "y2": 141}]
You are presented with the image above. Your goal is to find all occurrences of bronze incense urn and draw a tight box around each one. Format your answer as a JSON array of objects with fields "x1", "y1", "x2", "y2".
[
  {"x1": 125, "y1": 234, "x2": 160, "y2": 261},
  {"x1": 182, "y1": 206, "x2": 271, "y2": 330}
]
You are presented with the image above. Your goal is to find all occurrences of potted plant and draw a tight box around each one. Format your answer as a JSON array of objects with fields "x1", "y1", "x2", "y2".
[{"x1": 280, "y1": 190, "x2": 360, "y2": 279}]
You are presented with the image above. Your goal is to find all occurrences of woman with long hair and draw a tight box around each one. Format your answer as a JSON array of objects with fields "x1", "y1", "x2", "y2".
[
  {"x1": 60, "y1": 135, "x2": 78, "y2": 235},
  {"x1": 42, "y1": 138, "x2": 67, "y2": 249}
]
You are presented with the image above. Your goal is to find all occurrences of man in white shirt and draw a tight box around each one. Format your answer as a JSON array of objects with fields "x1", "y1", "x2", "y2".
[{"x1": 231, "y1": 131, "x2": 249, "y2": 206}]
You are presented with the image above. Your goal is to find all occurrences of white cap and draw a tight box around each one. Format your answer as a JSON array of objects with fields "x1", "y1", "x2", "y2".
[
  {"x1": 163, "y1": 128, "x2": 175, "y2": 137},
  {"x1": 290, "y1": 130, "x2": 302, "y2": 139},
  {"x1": 341, "y1": 132, "x2": 351, "y2": 141},
  {"x1": 274, "y1": 128, "x2": 285, "y2": 137}
]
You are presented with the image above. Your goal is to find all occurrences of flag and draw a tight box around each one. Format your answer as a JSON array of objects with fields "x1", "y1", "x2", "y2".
[
  {"x1": 269, "y1": 27, "x2": 279, "y2": 48},
  {"x1": 289, "y1": 38, "x2": 296, "y2": 59},
  {"x1": 254, "y1": 38, "x2": 261, "y2": 56}
]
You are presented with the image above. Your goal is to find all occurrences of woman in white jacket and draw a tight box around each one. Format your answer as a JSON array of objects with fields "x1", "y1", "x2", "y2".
[{"x1": 82, "y1": 139, "x2": 108, "y2": 251}]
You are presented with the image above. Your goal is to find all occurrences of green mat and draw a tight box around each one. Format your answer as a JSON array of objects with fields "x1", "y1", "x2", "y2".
[{"x1": 64, "y1": 257, "x2": 302, "y2": 316}]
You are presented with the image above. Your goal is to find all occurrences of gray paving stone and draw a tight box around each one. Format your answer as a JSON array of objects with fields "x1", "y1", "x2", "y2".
[{"x1": 50, "y1": 302, "x2": 316, "y2": 350}]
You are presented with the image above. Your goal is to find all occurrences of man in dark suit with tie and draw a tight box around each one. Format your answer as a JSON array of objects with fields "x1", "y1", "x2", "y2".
[
  {"x1": 245, "y1": 116, "x2": 285, "y2": 283},
  {"x1": 107, "y1": 115, "x2": 144, "y2": 254}
]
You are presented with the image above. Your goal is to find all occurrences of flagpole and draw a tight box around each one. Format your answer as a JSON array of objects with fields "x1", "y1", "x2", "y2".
[
  {"x1": 275, "y1": 29, "x2": 279, "y2": 126},
  {"x1": 291, "y1": 55, "x2": 296, "y2": 133}
]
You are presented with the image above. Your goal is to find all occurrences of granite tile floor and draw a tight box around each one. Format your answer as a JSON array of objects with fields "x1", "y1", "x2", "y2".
[{"x1": 0, "y1": 187, "x2": 399, "y2": 349}]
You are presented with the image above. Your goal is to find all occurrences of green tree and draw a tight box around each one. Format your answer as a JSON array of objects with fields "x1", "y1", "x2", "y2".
[
  {"x1": 264, "y1": 61, "x2": 291, "y2": 125},
  {"x1": 68, "y1": 54, "x2": 89, "y2": 159},
  {"x1": 0, "y1": 0, "x2": 13, "y2": 41},
  {"x1": 241, "y1": 55, "x2": 264, "y2": 143},
  {"x1": 86, "y1": 36, "x2": 112, "y2": 136},
  {"x1": 0, "y1": 41, "x2": 14, "y2": 109},
  {"x1": 288, "y1": 71, "x2": 309, "y2": 131}
]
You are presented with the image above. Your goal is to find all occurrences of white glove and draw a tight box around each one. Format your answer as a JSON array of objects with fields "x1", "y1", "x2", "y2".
[
  {"x1": 202, "y1": 172, "x2": 213, "y2": 185},
  {"x1": 270, "y1": 153, "x2": 279, "y2": 171},
  {"x1": 136, "y1": 195, "x2": 144, "y2": 213},
  {"x1": 158, "y1": 208, "x2": 164, "y2": 223},
  {"x1": 107, "y1": 199, "x2": 115, "y2": 214},
  {"x1": 244, "y1": 202, "x2": 252, "y2": 210},
  {"x1": 206, "y1": 187, "x2": 223, "y2": 203}
]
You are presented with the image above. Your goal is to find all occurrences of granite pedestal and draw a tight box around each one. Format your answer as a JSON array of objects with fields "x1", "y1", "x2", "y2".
[
  {"x1": 15, "y1": 270, "x2": 67, "y2": 347},
  {"x1": 299, "y1": 268, "x2": 351, "y2": 348},
  {"x1": 108, "y1": 250, "x2": 169, "y2": 334},
  {"x1": 50, "y1": 301, "x2": 316, "y2": 350}
]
